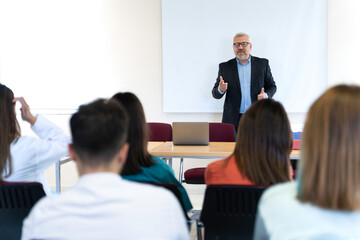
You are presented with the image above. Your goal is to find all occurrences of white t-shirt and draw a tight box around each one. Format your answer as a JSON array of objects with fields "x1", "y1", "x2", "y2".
[
  {"x1": 22, "y1": 172, "x2": 189, "y2": 240},
  {"x1": 5, "y1": 115, "x2": 70, "y2": 195},
  {"x1": 254, "y1": 182, "x2": 360, "y2": 240}
]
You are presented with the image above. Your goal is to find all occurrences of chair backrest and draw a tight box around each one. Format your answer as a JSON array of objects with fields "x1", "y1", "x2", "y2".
[
  {"x1": 147, "y1": 122, "x2": 172, "y2": 141},
  {"x1": 200, "y1": 185, "x2": 267, "y2": 240},
  {"x1": 209, "y1": 123, "x2": 235, "y2": 142},
  {"x1": 0, "y1": 181, "x2": 46, "y2": 240}
]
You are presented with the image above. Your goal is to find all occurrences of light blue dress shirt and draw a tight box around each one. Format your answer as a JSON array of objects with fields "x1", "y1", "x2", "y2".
[{"x1": 237, "y1": 57, "x2": 252, "y2": 113}]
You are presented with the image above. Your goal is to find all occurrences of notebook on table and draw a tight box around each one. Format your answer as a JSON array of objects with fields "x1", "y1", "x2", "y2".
[{"x1": 172, "y1": 122, "x2": 209, "y2": 146}]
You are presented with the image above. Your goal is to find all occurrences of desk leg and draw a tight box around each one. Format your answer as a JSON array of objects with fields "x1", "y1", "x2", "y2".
[
  {"x1": 179, "y1": 158, "x2": 184, "y2": 183},
  {"x1": 55, "y1": 160, "x2": 61, "y2": 193},
  {"x1": 162, "y1": 157, "x2": 173, "y2": 168}
]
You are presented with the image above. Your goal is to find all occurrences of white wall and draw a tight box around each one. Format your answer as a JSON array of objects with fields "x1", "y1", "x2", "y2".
[
  {"x1": 104, "y1": 0, "x2": 222, "y2": 124},
  {"x1": 1, "y1": 0, "x2": 360, "y2": 189},
  {"x1": 162, "y1": 0, "x2": 327, "y2": 114},
  {"x1": 327, "y1": 0, "x2": 360, "y2": 86}
]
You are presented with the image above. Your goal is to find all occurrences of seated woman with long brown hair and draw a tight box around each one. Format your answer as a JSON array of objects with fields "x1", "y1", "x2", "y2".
[
  {"x1": 0, "y1": 84, "x2": 69, "y2": 195},
  {"x1": 111, "y1": 92, "x2": 192, "y2": 211},
  {"x1": 205, "y1": 98, "x2": 293, "y2": 185},
  {"x1": 254, "y1": 85, "x2": 360, "y2": 239}
]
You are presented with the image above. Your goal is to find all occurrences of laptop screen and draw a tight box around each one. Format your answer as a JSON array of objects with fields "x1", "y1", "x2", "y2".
[{"x1": 172, "y1": 122, "x2": 209, "y2": 145}]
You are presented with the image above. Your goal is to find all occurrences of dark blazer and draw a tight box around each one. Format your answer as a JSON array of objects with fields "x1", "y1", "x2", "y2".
[{"x1": 212, "y1": 56, "x2": 276, "y2": 128}]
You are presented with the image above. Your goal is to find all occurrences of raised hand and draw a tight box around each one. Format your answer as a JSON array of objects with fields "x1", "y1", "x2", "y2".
[
  {"x1": 219, "y1": 76, "x2": 228, "y2": 92},
  {"x1": 257, "y1": 88, "x2": 266, "y2": 100},
  {"x1": 13, "y1": 97, "x2": 37, "y2": 125}
]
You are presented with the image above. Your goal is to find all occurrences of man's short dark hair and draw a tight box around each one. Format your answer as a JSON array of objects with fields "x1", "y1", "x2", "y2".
[{"x1": 70, "y1": 99, "x2": 128, "y2": 167}]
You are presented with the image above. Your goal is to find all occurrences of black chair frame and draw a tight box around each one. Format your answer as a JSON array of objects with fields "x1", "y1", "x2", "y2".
[
  {"x1": 200, "y1": 185, "x2": 267, "y2": 240},
  {"x1": 0, "y1": 181, "x2": 46, "y2": 240}
]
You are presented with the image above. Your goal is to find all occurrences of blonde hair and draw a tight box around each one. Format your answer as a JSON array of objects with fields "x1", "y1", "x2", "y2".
[{"x1": 298, "y1": 84, "x2": 360, "y2": 210}]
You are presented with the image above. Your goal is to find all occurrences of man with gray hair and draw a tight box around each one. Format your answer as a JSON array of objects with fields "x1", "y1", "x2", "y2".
[{"x1": 212, "y1": 32, "x2": 277, "y2": 131}]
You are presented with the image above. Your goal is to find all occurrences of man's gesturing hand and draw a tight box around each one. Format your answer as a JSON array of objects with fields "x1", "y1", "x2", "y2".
[
  {"x1": 257, "y1": 88, "x2": 266, "y2": 100},
  {"x1": 219, "y1": 76, "x2": 228, "y2": 92}
]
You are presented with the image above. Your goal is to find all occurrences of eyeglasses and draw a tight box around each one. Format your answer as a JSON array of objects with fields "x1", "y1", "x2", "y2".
[{"x1": 233, "y1": 42, "x2": 251, "y2": 48}]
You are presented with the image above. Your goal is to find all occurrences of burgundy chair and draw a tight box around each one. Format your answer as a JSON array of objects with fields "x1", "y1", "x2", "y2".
[
  {"x1": 147, "y1": 122, "x2": 172, "y2": 165},
  {"x1": 208, "y1": 122, "x2": 236, "y2": 142},
  {"x1": 183, "y1": 123, "x2": 235, "y2": 184},
  {"x1": 147, "y1": 122, "x2": 172, "y2": 141}
]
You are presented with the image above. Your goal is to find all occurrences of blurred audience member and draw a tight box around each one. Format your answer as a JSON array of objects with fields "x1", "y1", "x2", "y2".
[
  {"x1": 254, "y1": 85, "x2": 360, "y2": 239},
  {"x1": 111, "y1": 92, "x2": 192, "y2": 211},
  {"x1": 0, "y1": 83, "x2": 69, "y2": 195},
  {"x1": 205, "y1": 98, "x2": 293, "y2": 185},
  {"x1": 22, "y1": 99, "x2": 188, "y2": 240}
]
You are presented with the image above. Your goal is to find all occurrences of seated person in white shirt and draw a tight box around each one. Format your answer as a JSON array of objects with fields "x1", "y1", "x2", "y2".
[
  {"x1": 0, "y1": 84, "x2": 69, "y2": 195},
  {"x1": 21, "y1": 98, "x2": 189, "y2": 240},
  {"x1": 254, "y1": 84, "x2": 360, "y2": 240}
]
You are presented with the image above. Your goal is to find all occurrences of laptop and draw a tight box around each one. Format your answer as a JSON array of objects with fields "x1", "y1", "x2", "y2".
[{"x1": 172, "y1": 122, "x2": 209, "y2": 145}]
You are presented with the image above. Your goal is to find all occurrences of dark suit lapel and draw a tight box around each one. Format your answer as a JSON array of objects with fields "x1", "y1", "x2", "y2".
[{"x1": 231, "y1": 58, "x2": 241, "y2": 94}]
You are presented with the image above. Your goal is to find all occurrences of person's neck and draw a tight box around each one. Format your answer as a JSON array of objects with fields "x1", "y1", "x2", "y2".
[
  {"x1": 76, "y1": 162, "x2": 121, "y2": 177},
  {"x1": 240, "y1": 59, "x2": 248, "y2": 65},
  {"x1": 237, "y1": 55, "x2": 250, "y2": 65}
]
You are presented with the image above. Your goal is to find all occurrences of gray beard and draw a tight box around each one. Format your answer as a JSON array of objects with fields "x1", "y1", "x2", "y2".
[{"x1": 236, "y1": 53, "x2": 248, "y2": 61}]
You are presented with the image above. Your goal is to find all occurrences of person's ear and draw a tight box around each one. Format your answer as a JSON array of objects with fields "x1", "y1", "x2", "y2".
[
  {"x1": 118, "y1": 143, "x2": 129, "y2": 166},
  {"x1": 68, "y1": 144, "x2": 77, "y2": 162}
]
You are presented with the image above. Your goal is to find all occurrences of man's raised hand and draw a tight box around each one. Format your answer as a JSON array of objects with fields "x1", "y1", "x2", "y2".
[{"x1": 219, "y1": 76, "x2": 228, "y2": 92}]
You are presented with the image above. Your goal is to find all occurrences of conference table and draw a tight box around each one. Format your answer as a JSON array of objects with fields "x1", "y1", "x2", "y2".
[
  {"x1": 56, "y1": 141, "x2": 300, "y2": 192},
  {"x1": 149, "y1": 141, "x2": 235, "y2": 182},
  {"x1": 149, "y1": 141, "x2": 300, "y2": 182}
]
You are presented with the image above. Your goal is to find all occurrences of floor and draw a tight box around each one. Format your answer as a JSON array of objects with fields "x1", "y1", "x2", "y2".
[
  {"x1": 185, "y1": 185, "x2": 206, "y2": 239},
  {"x1": 168, "y1": 157, "x2": 217, "y2": 239}
]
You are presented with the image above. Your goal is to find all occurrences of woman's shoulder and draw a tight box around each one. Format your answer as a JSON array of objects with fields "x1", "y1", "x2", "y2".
[
  {"x1": 207, "y1": 155, "x2": 234, "y2": 171},
  {"x1": 150, "y1": 156, "x2": 172, "y2": 170},
  {"x1": 127, "y1": 156, "x2": 176, "y2": 183},
  {"x1": 260, "y1": 182, "x2": 297, "y2": 205},
  {"x1": 11, "y1": 136, "x2": 37, "y2": 150},
  {"x1": 151, "y1": 156, "x2": 168, "y2": 165},
  {"x1": 144, "y1": 156, "x2": 175, "y2": 175}
]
